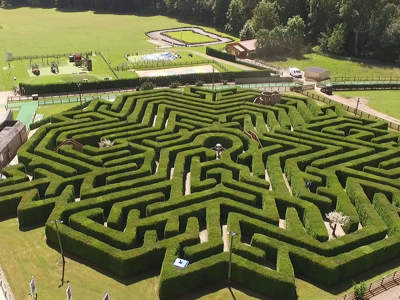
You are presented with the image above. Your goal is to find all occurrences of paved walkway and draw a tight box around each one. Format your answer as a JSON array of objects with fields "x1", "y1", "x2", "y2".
[
  {"x1": 371, "y1": 285, "x2": 400, "y2": 299},
  {"x1": 315, "y1": 88, "x2": 400, "y2": 127},
  {"x1": 146, "y1": 27, "x2": 233, "y2": 47},
  {"x1": 0, "y1": 91, "x2": 13, "y2": 116}
]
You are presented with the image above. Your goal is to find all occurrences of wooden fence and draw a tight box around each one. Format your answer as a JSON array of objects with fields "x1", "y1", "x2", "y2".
[
  {"x1": 303, "y1": 91, "x2": 400, "y2": 132},
  {"x1": 337, "y1": 270, "x2": 400, "y2": 300}
]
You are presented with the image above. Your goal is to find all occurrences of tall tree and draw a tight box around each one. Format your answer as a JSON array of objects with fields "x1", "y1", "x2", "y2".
[
  {"x1": 224, "y1": 0, "x2": 245, "y2": 35},
  {"x1": 285, "y1": 15, "x2": 305, "y2": 55},
  {"x1": 251, "y1": 0, "x2": 280, "y2": 32},
  {"x1": 339, "y1": 0, "x2": 377, "y2": 57},
  {"x1": 213, "y1": 0, "x2": 230, "y2": 28},
  {"x1": 308, "y1": 0, "x2": 339, "y2": 40}
]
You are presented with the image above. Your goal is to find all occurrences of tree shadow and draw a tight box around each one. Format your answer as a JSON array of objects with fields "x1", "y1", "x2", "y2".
[
  {"x1": 296, "y1": 256, "x2": 400, "y2": 295},
  {"x1": 46, "y1": 240, "x2": 160, "y2": 286},
  {"x1": 180, "y1": 281, "x2": 273, "y2": 300}
]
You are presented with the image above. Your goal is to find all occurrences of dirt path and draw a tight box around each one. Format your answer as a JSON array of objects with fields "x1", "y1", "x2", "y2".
[
  {"x1": 183, "y1": 49, "x2": 256, "y2": 71},
  {"x1": 315, "y1": 88, "x2": 400, "y2": 127}
]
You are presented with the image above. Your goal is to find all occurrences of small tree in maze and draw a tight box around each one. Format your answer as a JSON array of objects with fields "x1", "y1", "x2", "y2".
[
  {"x1": 98, "y1": 138, "x2": 114, "y2": 148},
  {"x1": 326, "y1": 211, "x2": 349, "y2": 238}
]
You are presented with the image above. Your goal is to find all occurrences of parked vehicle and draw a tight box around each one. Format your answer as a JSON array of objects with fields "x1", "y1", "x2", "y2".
[{"x1": 289, "y1": 67, "x2": 302, "y2": 78}]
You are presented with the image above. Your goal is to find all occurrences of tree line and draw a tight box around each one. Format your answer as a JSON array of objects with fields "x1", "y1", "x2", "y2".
[{"x1": 2, "y1": 0, "x2": 400, "y2": 63}]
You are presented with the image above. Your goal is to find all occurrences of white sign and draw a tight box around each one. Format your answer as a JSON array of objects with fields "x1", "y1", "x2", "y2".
[
  {"x1": 30, "y1": 276, "x2": 36, "y2": 296},
  {"x1": 102, "y1": 291, "x2": 110, "y2": 300},
  {"x1": 66, "y1": 283, "x2": 72, "y2": 300},
  {"x1": 173, "y1": 258, "x2": 189, "y2": 269}
]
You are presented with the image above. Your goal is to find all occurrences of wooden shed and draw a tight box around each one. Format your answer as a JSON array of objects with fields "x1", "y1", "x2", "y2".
[
  {"x1": 304, "y1": 66, "x2": 330, "y2": 81},
  {"x1": 226, "y1": 39, "x2": 257, "y2": 58}
]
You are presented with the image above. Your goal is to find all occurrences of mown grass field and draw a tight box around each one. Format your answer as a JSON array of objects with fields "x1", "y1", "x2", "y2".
[
  {"x1": 1, "y1": 217, "x2": 400, "y2": 300},
  {"x1": 263, "y1": 53, "x2": 400, "y2": 78},
  {"x1": 335, "y1": 90, "x2": 400, "y2": 120},
  {"x1": 165, "y1": 30, "x2": 219, "y2": 44},
  {"x1": 0, "y1": 8, "x2": 236, "y2": 91},
  {"x1": 36, "y1": 102, "x2": 81, "y2": 118}
]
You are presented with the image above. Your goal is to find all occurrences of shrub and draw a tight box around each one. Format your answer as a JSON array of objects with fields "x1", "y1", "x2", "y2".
[
  {"x1": 140, "y1": 81, "x2": 154, "y2": 90},
  {"x1": 195, "y1": 80, "x2": 205, "y2": 87},
  {"x1": 169, "y1": 81, "x2": 181, "y2": 88},
  {"x1": 353, "y1": 281, "x2": 367, "y2": 300}
]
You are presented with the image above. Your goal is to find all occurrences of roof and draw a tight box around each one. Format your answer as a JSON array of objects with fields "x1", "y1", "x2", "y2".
[
  {"x1": 238, "y1": 39, "x2": 257, "y2": 51},
  {"x1": 304, "y1": 66, "x2": 329, "y2": 74},
  {"x1": 0, "y1": 121, "x2": 25, "y2": 151},
  {"x1": 233, "y1": 44, "x2": 246, "y2": 52}
]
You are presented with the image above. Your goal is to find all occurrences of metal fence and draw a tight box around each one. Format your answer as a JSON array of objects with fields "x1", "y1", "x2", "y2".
[
  {"x1": 303, "y1": 91, "x2": 400, "y2": 131},
  {"x1": 337, "y1": 270, "x2": 400, "y2": 300},
  {"x1": 331, "y1": 76, "x2": 400, "y2": 83}
]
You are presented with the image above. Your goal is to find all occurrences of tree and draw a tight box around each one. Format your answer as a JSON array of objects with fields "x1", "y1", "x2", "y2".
[
  {"x1": 213, "y1": 0, "x2": 231, "y2": 28},
  {"x1": 308, "y1": 0, "x2": 340, "y2": 40},
  {"x1": 285, "y1": 15, "x2": 305, "y2": 55},
  {"x1": 224, "y1": 0, "x2": 245, "y2": 35},
  {"x1": 239, "y1": 19, "x2": 255, "y2": 40},
  {"x1": 98, "y1": 138, "x2": 114, "y2": 148},
  {"x1": 251, "y1": 0, "x2": 280, "y2": 32},
  {"x1": 325, "y1": 211, "x2": 349, "y2": 237},
  {"x1": 339, "y1": 0, "x2": 377, "y2": 57},
  {"x1": 327, "y1": 24, "x2": 345, "y2": 55}
]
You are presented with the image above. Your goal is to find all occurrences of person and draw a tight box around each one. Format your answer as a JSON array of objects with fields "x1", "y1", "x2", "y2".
[
  {"x1": 306, "y1": 181, "x2": 312, "y2": 190},
  {"x1": 211, "y1": 143, "x2": 225, "y2": 159}
]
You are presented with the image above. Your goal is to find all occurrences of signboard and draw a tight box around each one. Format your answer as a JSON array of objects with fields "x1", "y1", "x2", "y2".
[
  {"x1": 173, "y1": 258, "x2": 189, "y2": 269},
  {"x1": 7, "y1": 53, "x2": 12, "y2": 61}
]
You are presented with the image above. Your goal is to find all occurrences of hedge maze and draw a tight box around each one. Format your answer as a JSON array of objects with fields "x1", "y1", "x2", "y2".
[{"x1": 1, "y1": 88, "x2": 400, "y2": 299}]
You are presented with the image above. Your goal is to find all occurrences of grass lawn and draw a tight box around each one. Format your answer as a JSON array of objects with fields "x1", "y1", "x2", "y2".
[
  {"x1": 36, "y1": 102, "x2": 82, "y2": 118},
  {"x1": 11, "y1": 108, "x2": 19, "y2": 120},
  {"x1": 1, "y1": 216, "x2": 400, "y2": 299},
  {"x1": 164, "y1": 30, "x2": 219, "y2": 44},
  {"x1": 335, "y1": 90, "x2": 400, "y2": 120},
  {"x1": 263, "y1": 53, "x2": 400, "y2": 78},
  {"x1": 0, "y1": 8, "x2": 236, "y2": 91}
]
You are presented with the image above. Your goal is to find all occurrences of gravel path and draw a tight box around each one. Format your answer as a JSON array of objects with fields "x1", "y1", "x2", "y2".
[{"x1": 146, "y1": 27, "x2": 233, "y2": 47}]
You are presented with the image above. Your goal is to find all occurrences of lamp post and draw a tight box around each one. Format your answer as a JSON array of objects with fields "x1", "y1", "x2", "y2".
[
  {"x1": 355, "y1": 97, "x2": 360, "y2": 116},
  {"x1": 227, "y1": 231, "x2": 237, "y2": 284},
  {"x1": 52, "y1": 219, "x2": 65, "y2": 286}
]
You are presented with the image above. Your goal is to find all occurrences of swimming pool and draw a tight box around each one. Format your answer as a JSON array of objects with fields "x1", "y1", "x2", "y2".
[{"x1": 141, "y1": 52, "x2": 178, "y2": 62}]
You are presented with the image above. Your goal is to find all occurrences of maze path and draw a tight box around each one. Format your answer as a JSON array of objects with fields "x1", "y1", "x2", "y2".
[{"x1": 0, "y1": 87, "x2": 400, "y2": 299}]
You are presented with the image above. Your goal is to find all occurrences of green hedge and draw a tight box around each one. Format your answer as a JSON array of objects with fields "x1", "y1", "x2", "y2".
[
  {"x1": 205, "y1": 46, "x2": 236, "y2": 62},
  {"x1": 19, "y1": 70, "x2": 271, "y2": 95}
]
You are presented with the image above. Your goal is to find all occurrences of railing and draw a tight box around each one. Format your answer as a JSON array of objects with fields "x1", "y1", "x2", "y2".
[
  {"x1": 7, "y1": 51, "x2": 93, "y2": 61},
  {"x1": 331, "y1": 76, "x2": 400, "y2": 82},
  {"x1": 337, "y1": 270, "x2": 400, "y2": 300},
  {"x1": 302, "y1": 91, "x2": 400, "y2": 131}
]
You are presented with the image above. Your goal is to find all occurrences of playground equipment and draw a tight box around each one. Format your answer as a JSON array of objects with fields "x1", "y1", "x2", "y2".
[
  {"x1": 51, "y1": 62, "x2": 59, "y2": 74},
  {"x1": 70, "y1": 53, "x2": 92, "y2": 71},
  {"x1": 32, "y1": 64, "x2": 40, "y2": 76},
  {"x1": 253, "y1": 91, "x2": 280, "y2": 106}
]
